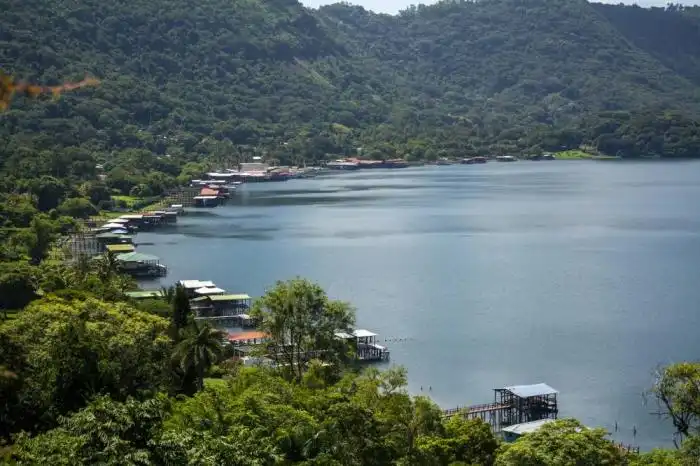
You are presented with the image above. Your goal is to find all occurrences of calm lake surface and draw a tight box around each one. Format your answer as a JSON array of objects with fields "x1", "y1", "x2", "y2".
[{"x1": 139, "y1": 160, "x2": 700, "y2": 450}]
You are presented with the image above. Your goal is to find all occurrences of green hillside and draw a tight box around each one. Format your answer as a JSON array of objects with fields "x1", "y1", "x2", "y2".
[{"x1": 1, "y1": 0, "x2": 700, "y2": 196}]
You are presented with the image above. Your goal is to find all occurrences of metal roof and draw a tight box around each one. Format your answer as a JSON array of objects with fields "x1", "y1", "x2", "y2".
[
  {"x1": 335, "y1": 332, "x2": 353, "y2": 339},
  {"x1": 96, "y1": 232, "x2": 132, "y2": 239},
  {"x1": 179, "y1": 280, "x2": 215, "y2": 289},
  {"x1": 353, "y1": 329, "x2": 377, "y2": 338},
  {"x1": 105, "y1": 244, "x2": 135, "y2": 252},
  {"x1": 125, "y1": 290, "x2": 164, "y2": 299},
  {"x1": 228, "y1": 331, "x2": 268, "y2": 342},
  {"x1": 195, "y1": 287, "x2": 226, "y2": 295},
  {"x1": 209, "y1": 294, "x2": 251, "y2": 301},
  {"x1": 102, "y1": 222, "x2": 125, "y2": 229},
  {"x1": 501, "y1": 419, "x2": 555, "y2": 435},
  {"x1": 116, "y1": 252, "x2": 160, "y2": 262},
  {"x1": 111, "y1": 218, "x2": 131, "y2": 223},
  {"x1": 503, "y1": 383, "x2": 558, "y2": 398}
]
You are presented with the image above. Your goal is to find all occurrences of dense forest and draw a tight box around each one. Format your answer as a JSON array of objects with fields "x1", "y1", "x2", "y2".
[
  {"x1": 1, "y1": 272, "x2": 700, "y2": 465},
  {"x1": 2, "y1": 0, "x2": 700, "y2": 187},
  {"x1": 2, "y1": 0, "x2": 700, "y2": 462}
]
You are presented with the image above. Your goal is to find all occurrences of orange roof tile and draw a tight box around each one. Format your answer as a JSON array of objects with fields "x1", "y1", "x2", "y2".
[{"x1": 228, "y1": 331, "x2": 268, "y2": 342}]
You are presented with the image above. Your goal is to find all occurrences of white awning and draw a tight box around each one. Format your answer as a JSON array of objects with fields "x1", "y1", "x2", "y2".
[
  {"x1": 179, "y1": 280, "x2": 216, "y2": 289},
  {"x1": 353, "y1": 329, "x2": 377, "y2": 338},
  {"x1": 195, "y1": 287, "x2": 226, "y2": 295}
]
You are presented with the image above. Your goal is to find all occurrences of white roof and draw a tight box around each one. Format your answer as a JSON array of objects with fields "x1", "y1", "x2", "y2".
[
  {"x1": 335, "y1": 331, "x2": 353, "y2": 339},
  {"x1": 120, "y1": 214, "x2": 143, "y2": 219},
  {"x1": 353, "y1": 329, "x2": 377, "y2": 338},
  {"x1": 112, "y1": 218, "x2": 131, "y2": 223},
  {"x1": 102, "y1": 223, "x2": 125, "y2": 229},
  {"x1": 179, "y1": 280, "x2": 215, "y2": 289},
  {"x1": 504, "y1": 383, "x2": 558, "y2": 398},
  {"x1": 194, "y1": 195, "x2": 218, "y2": 200},
  {"x1": 501, "y1": 419, "x2": 555, "y2": 435},
  {"x1": 195, "y1": 287, "x2": 226, "y2": 295},
  {"x1": 237, "y1": 313, "x2": 251, "y2": 319}
]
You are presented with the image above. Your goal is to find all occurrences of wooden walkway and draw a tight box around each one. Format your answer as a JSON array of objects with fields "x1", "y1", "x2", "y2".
[{"x1": 443, "y1": 402, "x2": 511, "y2": 418}]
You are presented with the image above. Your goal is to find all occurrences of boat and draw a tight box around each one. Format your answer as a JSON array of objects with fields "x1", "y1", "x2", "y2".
[
  {"x1": 326, "y1": 160, "x2": 360, "y2": 170},
  {"x1": 496, "y1": 155, "x2": 518, "y2": 162},
  {"x1": 529, "y1": 153, "x2": 555, "y2": 161},
  {"x1": 462, "y1": 157, "x2": 487, "y2": 164}
]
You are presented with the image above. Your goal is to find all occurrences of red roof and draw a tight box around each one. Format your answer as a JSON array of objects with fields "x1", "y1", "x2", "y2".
[
  {"x1": 228, "y1": 331, "x2": 268, "y2": 342},
  {"x1": 200, "y1": 187, "x2": 219, "y2": 196}
]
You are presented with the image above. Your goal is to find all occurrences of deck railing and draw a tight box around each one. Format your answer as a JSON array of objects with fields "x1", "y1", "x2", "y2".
[{"x1": 443, "y1": 402, "x2": 512, "y2": 418}]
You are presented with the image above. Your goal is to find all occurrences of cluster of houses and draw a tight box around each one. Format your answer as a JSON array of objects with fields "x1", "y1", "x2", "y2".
[
  {"x1": 125, "y1": 279, "x2": 390, "y2": 367},
  {"x1": 92, "y1": 205, "x2": 185, "y2": 278},
  {"x1": 189, "y1": 182, "x2": 236, "y2": 208}
]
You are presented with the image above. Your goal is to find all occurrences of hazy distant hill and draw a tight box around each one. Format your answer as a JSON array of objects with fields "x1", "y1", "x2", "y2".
[{"x1": 1, "y1": 0, "x2": 700, "y2": 187}]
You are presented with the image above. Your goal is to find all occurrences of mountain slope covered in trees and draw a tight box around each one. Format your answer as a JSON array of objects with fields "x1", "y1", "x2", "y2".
[{"x1": 1, "y1": 0, "x2": 700, "y2": 193}]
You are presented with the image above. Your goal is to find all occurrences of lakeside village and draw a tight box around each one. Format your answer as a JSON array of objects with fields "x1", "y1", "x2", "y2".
[{"x1": 67, "y1": 156, "x2": 638, "y2": 448}]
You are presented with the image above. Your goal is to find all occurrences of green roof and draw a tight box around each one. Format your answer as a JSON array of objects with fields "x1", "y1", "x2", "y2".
[
  {"x1": 116, "y1": 252, "x2": 159, "y2": 262},
  {"x1": 125, "y1": 290, "x2": 164, "y2": 299},
  {"x1": 210, "y1": 294, "x2": 251, "y2": 302},
  {"x1": 191, "y1": 294, "x2": 251, "y2": 302},
  {"x1": 96, "y1": 232, "x2": 133, "y2": 240},
  {"x1": 106, "y1": 244, "x2": 135, "y2": 252}
]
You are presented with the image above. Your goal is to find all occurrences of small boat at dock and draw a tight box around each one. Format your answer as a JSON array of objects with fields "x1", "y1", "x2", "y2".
[
  {"x1": 496, "y1": 155, "x2": 518, "y2": 162},
  {"x1": 462, "y1": 157, "x2": 487, "y2": 164}
]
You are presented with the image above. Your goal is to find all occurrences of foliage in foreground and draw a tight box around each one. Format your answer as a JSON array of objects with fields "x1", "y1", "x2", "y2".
[{"x1": 0, "y1": 277, "x2": 699, "y2": 464}]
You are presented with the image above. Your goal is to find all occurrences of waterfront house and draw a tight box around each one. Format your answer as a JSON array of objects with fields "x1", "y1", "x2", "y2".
[
  {"x1": 100, "y1": 222, "x2": 128, "y2": 231},
  {"x1": 191, "y1": 293, "x2": 251, "y2": 313},
  {"x1": 167, "y1": 204, "x2": 185, "y2": 215},
  {"x1": 193, "y1": 188, "x2": 219, "y2": 207},
  {"x1": 95, "y1": 232, "x2": 133, "y2": 246},
  {"x1": 194, "y1": 286, "x2": 226, "y2": 298},
  {"x1": 228, "y1": 330, "x2": 269, "y2": 346},
  {"x1": 178, "y1": 280, "x2": 216, "y2": 297},
  {"x1": 191, "y1": 293, "x2": 254, "y2": 325},
  {"x1": 334, "y1": 328, "x2": 390, "y2": 361},
  {"x1": 501, "y1": 419, "x2": 556, "y2": 442},
  {"x1": 115, "y1": 252, "x2": 167, "y2": 278}
]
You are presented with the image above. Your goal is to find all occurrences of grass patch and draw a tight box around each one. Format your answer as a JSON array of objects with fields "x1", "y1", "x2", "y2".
[
  {"x1": 555, "y1": 150, "x2": 593, "y2": 159},
  {"x1": 555, "y1": 150, "x2": 622, "y2": 160},
  {"x1": 112, "y1": 195, "x2": 143, "y2": 207}
]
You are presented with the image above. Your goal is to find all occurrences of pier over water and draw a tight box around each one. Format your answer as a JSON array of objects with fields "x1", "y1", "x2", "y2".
[{"x1": 443, "y1": 383, "x2": 559, "y2": 433}]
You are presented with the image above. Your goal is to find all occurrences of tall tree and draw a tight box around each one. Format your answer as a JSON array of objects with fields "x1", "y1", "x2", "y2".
[
  {"x1": 0, "y1": 297, "x2": 171, "y2": 437},
  {"x1": 173, "y1": 323, "x2": 225, "y2": 393},
  {"x1": 170, "y1": 283, "x2": 191, "y2": 338},
  {"x1": 649, "y1": 362, "x2": 700, "y2": 447},
  {"x1": 495, "y1": 419, "x2": 625, "y2": 466},
  {"x1": 252, "y1": 278, "x2": 355, "y2": 383}
]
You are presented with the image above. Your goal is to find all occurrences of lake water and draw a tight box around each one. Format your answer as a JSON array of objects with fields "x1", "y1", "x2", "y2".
[{"x1": 138, "y1": 160, "x2": 700, "y2": 450}]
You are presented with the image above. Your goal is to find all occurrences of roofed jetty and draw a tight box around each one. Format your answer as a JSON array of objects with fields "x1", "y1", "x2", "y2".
[{"x1": 443, "y1": 383, "x2": 558, "y2": 433}]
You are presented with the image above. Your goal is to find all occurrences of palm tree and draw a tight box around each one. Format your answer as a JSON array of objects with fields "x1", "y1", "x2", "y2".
[
  {"x1": 173, "y1": 323, "x2": 225, "y2": 392},
  {"x1": 93, "y1": 250, "x2": 120, "y2": 282},
  {"x1": 170, "y1": 283, "x2": 191, "y2": 337},
  {"x1": 160, "y1": 285, "x2": 175, "y2": 304}
]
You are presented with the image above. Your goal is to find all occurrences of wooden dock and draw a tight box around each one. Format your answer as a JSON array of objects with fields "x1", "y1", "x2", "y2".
[{"x1": 442, "y1": 383, "x2": 559, "y2": 433}]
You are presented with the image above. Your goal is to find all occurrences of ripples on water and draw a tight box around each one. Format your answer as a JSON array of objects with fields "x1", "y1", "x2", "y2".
[{"x1": 138, "y1": 161, "x2": 700, "y2": 450}]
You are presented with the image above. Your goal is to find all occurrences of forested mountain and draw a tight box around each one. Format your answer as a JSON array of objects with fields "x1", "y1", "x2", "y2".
[{"x1": 2, "y1": 0, "x2": 700, "y2": 193}]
